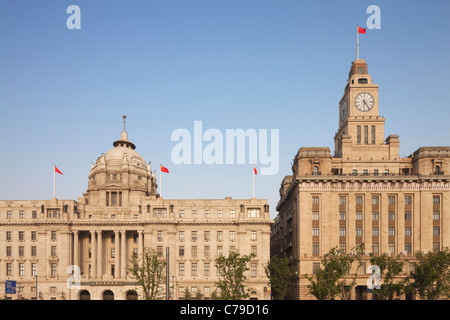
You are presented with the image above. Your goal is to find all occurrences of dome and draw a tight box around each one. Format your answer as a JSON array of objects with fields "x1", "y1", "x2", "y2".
[{"x1": 94, "y1": 129, "x2": 147, "y2": 168}]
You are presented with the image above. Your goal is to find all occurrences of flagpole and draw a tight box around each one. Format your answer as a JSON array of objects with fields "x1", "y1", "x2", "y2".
[
  {"x1": 53, "y1": 164, "x2": 56, "y2": 199},
  {"x1": 356, "y1": 24, "x2": 359, "y2": 59},
  {"x1": 252, "y1": 164, "x2": 255, "y2": 198},
  {"x1": 159, "y1": 164, "x2": 162, "y2": 197}
]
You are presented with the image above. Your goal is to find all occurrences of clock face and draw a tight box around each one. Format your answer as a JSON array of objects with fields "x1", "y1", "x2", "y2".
[
  {"x1": 340, "y1": 100, "x2": 348, "y2": 120},
  {"x1": 355, "y1": 92, "x2": 374, "y2": 112}
]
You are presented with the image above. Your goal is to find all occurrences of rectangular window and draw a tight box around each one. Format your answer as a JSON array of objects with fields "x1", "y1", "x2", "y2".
[
  {"x1": 192, "y1": 231, "x2": 197, "y2": 241},
  {"x1": 405, "y1": 227, "x2": 411, "y2": 236},
  {"x1": 179, "y1": 231, "x2": 184, "y2": 241},
  {"x1": 204, "y1": 231, "x2": 210, "y2": 241},
  {"x1": 51, "y1": 263, "x2": 57, "y2": 276},
  {"x1": 204, "y1": 263, "x2": 210, "y2": 276},
  {"x1": 356, "y1": 196, "x2": 363, "y2": 205},
  {"x1": 312, "y1": 197, "x2": 319, "y2": 205},
  {"x1": 389, "y1": 228, "x2": 395, "y2": 236},
  {"x1": 433, "y1": 211, "x2": 440, "y2": 220},
  {"x1": 179, "y1": 210, "x2": 184, "y2": 218},
  {"x1": 179, "y1": 246, "x2": 184, "y2": 256},
  {"x1": 312, "y1": 243, "x2": 320, "y2": 255},
  {"x1": 405, "y1": 196, "x2": 412, "y2": 205},
  {"x1": 7, "y1": 211, "x2": 12, "y2": 219},
  {"x1": 19, "y1": 263, "x2": 25, "y2": 276},
  {"x1": 204, "y1": 246, "x2": 210, "y2": 258},
  {"x1": 339, "y1": 197, "x2": 346, "y2": 205},
  {"x1": 230, "y1": 210, "x2": 236, "y2": 218},
  {"x1": 111, "y1": 192, "x2": 117, "y2": 207},
  {"x1": 251, "y1": 231, "x2": 257, "y2": 241},
  {"x1": 217, "y1": 231, "x2": 223, "y2": 241},
  {"x1": 405, "y1": 243, "x2": 412, "y2": 254},
  {"x1": 389, "y1": 196, "x2": 396, "y2": 205},
  {"x1": 217, "y1": 210, "x2": 223, "y2": 218},
  {"x1": 372, "y1": 243, "x2": 379, "y2": 254},
  {"x1": 372, "y1": 211, "x2": 379, "y2": 221},
  {"x1": 230, "y1": 231, "x2": 236, "y2": 241},
  {"x1": 356, "y1": 227, "x2": 363, "y2": 237},
  {"x1": 192, "y1": 263, "x2": 197, "y2": 276},
  {"x1": 192, "y1": 246, "x2": 197, "y2": 257},
  {"x1": 357, "y1": 126, "x2": 361, "y2": 145},
  {"x1": 405, "y1": 211, "x2": 412, "y2": 221},
  {"x1": 371, "y1": 125, "x2": 375, "y2": 144},
  {"x1": 339, "y1": 227, "x2": 346, "y2": 237},
  {"x1": 372, "y1": 227, "x2": 379, "y2": 236},
  {"x1": 356, "y1": 211, "x2": 363, "y2": 220},
  {"x1": 433, "y1": 196, "x2": 440, "y2": 204},
  {"x1": 339, "y1": 243, "x2": 346, "y2": 253},
  {"x1": 364, "y1": 125, "x2": 368, "y2": 144},
  {"x1": 389, "y1": 212, "x2": 395, "y2": 221},
  {"x1": 433, "y1": 227, "x2": 440, "y2": 236},
  {"x1": 251, "y1": 263, "x2": 257, "y2": 277},
  {"x1": 373, "y1": 169, "x2": 379, "y2": 176},
  {"x1": 205, "y1": 210, "x2": 210, "y2": 218},
  {"x1": 157, "y1": 231, "x2": 163, "y2": 241},
  {"x1": 179, "y1": 263, "x2": 185, "y2": 276},
  {"x1": 372, "y1": 196, "x2": 379, "y2": 205},
  {"x1": 20, "y1": 211, "x2": 24, "y2": 219},
  {"x1": 192, "y1": 210, "x2": 197, "y2": 218},
  {"x1": 312, "y1": 227, "x2": 319, "y2": 236},
  {"x1": 6, "y1": 263, "x2": 12, "y2": 276},
  {"x1": 19, "y1": 231, "x2": 24, "y2": 241},
  {"x1": 312, "y1": 211, "x2": 319, "y2": 220}
]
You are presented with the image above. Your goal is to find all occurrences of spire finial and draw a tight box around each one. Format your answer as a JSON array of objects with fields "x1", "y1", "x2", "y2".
[{"x1": 122, "y1": 114, "x2": 127, "y2": 132}]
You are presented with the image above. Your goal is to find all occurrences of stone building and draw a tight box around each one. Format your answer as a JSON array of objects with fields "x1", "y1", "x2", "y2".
[
  {"x1": 0, "y1": 127, "x2": 272, "y2": 300},
  {"x1": 273, "y1": 58, "x2": 450, "y2": 299}
]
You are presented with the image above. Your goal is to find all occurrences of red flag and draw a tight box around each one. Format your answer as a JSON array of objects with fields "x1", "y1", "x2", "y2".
[
  {"x1": 55, "y1": 165, "x2": 63, "y2": 175},
  {"x1": 357, "y1": 26, "x2": 366, "y2": 34},
  {"x1": 253, "y1": 166, "x2": 257, "y2": 175},
  {"x1": 160, "y1": 165, "x2": 169, "y2": 173}
]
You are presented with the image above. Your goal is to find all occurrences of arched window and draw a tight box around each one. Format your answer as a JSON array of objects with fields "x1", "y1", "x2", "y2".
[
  {"x1": 435, "y1": 165, "x2": 441, "y2": 174},
  {"x1": 312, "y1": 166, "x2": 319, "y2": 175}
]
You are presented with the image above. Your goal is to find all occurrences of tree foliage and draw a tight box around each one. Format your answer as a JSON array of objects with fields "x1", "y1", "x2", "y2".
[
  {"x1": 369, "y1": 253, "x2": 407, "y2": 300},
  {"x1": 305, "y1": 244, "x2": 364, "y2": 300},
  {"x1": 128, "y1": 247, "x2": 166, "y2": 300},
  {"x1": 407, "y1": 248, "x2": 450, "y2": 300},
  {"x1": 214, "y1": 251, "x2": 255, "y2": 300},
  {"x1": 264, "y1": 254, "x2": 296, "y2": 300}
]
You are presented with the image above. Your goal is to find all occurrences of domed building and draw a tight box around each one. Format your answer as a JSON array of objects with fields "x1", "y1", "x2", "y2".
[{"x1": 0, "y1": 122, "x2": 272, "y2": 300}]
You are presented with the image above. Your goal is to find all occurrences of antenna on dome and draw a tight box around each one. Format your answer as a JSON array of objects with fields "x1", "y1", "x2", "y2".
[{"x1": 122, "y1": 115, "x2": 127, "y2": 132}]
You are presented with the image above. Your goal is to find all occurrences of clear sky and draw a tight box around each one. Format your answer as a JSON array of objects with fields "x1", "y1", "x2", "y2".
[{"x1": 1, "y1": 0, "x2": 449, "y2": 219}]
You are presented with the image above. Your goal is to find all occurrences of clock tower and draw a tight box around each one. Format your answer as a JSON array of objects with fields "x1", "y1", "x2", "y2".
[{"x1": 334, "y1": 59, "x2": 387, "y2": 158}]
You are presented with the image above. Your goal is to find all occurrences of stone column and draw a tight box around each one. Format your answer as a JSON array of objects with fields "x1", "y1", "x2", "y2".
[
  {"x1": 115, "y1": 230, "x2": 120, "y2": 279},
  {"x1": 139, "y1": 230, "x2": 144, "y2": 266},
  {"x1": 120, "y1": 230, "x2": 126, "y2": 279},
  {"x1": 97, "y1": 230, "x2": 103, "y2": 278},
  {"x1": 91, "y1": 230, "x2": 96, "y2": 279},
  {"x1": 73, "y1": 231, "x2": 79, "y2": 269}
]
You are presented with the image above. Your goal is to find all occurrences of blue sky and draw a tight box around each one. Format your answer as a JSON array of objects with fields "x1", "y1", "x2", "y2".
[{"x1": 1, "y1": 0, "x2": 449, "y2": 218}]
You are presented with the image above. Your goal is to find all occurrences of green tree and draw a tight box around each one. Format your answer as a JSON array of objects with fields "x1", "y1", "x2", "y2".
[
  {"x1": 407, "y1": 248, "x2": 450, "y2": 300},
  {"x1": 264, "y1": 254, "x2": 296, "y2": 300},
  {"x1": 128, "y1": 247, "x2": 166, "y2": 300},
  {"x1": 305, "y1": 244, "x2": 364, "y2": 300},
  {"x1": 369, "y1": 253, "x2": 407, "y2": 300},
  {"x1": 214, "y1": 251, "x2": 255, "y2": 300}
]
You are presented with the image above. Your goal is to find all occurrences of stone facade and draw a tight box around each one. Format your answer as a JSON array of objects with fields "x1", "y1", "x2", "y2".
[
  {"x1": 0, "y1": 129, "x2": 272, "y2": 300},
  {"x1": 273, "y1": 59, "x2": 450, "y2": 300}
]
